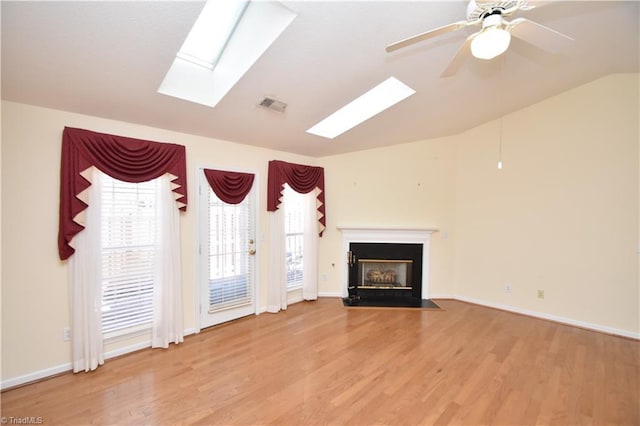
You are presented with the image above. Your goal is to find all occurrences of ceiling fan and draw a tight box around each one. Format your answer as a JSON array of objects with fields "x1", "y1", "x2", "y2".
[{"x1": 386, "y1": 0, "x2": 573, "y2": 77}]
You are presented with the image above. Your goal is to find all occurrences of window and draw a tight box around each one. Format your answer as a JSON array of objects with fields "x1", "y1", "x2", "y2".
[
  {"x1": 100, "y1": 174, "x2": 159, "y2": 336},
  {"x1": 284, "y1": 184, "x2": 305, "y2": 288}
]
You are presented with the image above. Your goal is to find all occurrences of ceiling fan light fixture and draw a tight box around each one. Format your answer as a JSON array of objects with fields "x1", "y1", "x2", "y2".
[{"x1": 470, "y1": 25, "x2": 511, "y2": 60}]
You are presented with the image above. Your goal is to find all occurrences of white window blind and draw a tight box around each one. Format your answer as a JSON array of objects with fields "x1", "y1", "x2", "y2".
[
  {"x1": 284, "y1": 184, "x2": 304, "y2": 288},
  {"x1": 207, "y1": 188, "x2": 253, "y2": 311},
  {"x1": 101, "y1": 174, "x2": 159, "y2": 335}
]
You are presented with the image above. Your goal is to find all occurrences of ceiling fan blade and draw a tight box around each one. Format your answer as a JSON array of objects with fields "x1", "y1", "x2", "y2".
[
  {"x1": 440, "y1": 32, "x2": 478, "y2": 78},
  {"x1": 507, "y1": 17, "x2": 573, "y2": 53},
  {"x1": 386, "y1": 20, "x2": 471, "y2": 53}
]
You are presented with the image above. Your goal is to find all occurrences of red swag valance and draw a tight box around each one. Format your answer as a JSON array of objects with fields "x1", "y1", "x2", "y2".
[
  {"x1": 58, "y1": 127, "x2": 187, "y2": 260},
  {"x1": 267, "y1": 160, "x2": 326, "y2": 236},
  {"x1": 203, "y1": 169, "x2": 255, "y2": 205}
]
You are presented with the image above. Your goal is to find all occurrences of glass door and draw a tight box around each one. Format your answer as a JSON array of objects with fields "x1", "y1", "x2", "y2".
[{"x1": 199, "y1": 170, "x2": 256, "y2": 329}]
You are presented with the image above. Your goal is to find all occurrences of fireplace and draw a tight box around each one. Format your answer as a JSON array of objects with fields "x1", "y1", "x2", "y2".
[
  {"x1": 359, "y1": 259, "x2": 412, "y2": 287},
  {"x1": 347, "y1": 242, "x2": 423, "y2": 301},
  {"x1": 339, "y1": 227, "x2": 437, "y2": 303}
]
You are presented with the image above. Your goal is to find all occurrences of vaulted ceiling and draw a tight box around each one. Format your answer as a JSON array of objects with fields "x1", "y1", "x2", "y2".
[{"x1": 2, "y1": 1, "x2": 638, "y2": 157}]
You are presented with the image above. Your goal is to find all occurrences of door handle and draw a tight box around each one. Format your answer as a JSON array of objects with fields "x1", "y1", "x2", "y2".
[{"x1": 248, "y1": 249, "x2": 256, "y2": 256}]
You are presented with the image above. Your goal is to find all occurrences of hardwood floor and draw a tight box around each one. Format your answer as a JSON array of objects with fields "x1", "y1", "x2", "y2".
[{"x1": 2, "y1": 298, "x2": 638, "y2": 425}]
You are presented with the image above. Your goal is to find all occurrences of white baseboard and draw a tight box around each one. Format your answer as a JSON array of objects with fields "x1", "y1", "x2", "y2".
[
  {"x1": 318, "y1": 291, "x2": 343, "y2": 298},
  {"x1": 1, "y1": 328, "x2": 200, "y2": 390},
  {"x1": 0, "y1": 362, "x2": 73, "y2": 391},
  {"x1": 183, "y1": 327, "x2": 197, "y2": 337},
  {"x1": 451, "y1": 295, "x2": 640, "y2": 340},
  {"x1": 428, "y1": 293, "x2": 455, "y2": 300}
]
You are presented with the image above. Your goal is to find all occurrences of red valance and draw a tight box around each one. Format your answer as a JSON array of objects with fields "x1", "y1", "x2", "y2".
[
  {"x1": 58, "y1": 127, "x2": 188, "y2": 260},
  {"x1": 267, "y1": 160, "x2": 326, "y2": 236},
  {"x1": 203, "y1": 169, "x2": 255, "y2": 205}
]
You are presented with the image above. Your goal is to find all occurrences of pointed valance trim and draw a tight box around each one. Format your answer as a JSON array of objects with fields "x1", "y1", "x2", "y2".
[
  {"x1": 58, "y1": 127, "x2": 187, "y2": 260},
  {"x1": 267, "y1": 160, "x2": 325, "y2": 236}
]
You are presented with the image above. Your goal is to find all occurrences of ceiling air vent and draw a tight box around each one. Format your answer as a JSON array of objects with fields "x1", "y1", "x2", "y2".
[{"x1": 259, "y1": 96, "x2": 287, "y2": 113}]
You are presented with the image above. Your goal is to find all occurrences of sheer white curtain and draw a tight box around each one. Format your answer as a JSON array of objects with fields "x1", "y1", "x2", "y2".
[
  {"x1": 267, "y1": 208, "x2": 286, "y2": 313},
  {"x1": 151, "y1": 173, "x2": 184, "y2": 348},
  {"x1": 267, "y1": 187, "x2": 319, "y2": 313},
  {"x1": 69, "y1": 167, "x2": 104, "y2": 372},
  {"x1": 302, "y1": 188, "x2": 319, "y2": 301},
  {"x1": 70, "y1": 171, "x2": 183, "y2": 371}
]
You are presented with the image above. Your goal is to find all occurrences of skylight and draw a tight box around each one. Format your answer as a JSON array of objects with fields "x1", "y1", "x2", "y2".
[
  {"x1": 306, "y1": 77, "x2": 416, "y2": 139},
  {"x1": 158, "y1": 0, "x2": 296, "y2": 108},
  {"x1": 176, "y1": 0, "x2": 249, "y2": 70}
]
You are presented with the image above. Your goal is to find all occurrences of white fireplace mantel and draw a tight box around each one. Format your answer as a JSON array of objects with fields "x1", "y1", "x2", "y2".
[{"x1": 338, "y1": 226, "x2": 438, "y2": 299}]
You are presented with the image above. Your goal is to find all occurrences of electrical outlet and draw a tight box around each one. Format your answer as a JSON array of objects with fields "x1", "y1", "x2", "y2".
[
  {"x1": 504, "y1": 284, "x2": 512, "y2": 294},
  {"x1": 63, "y1": 327, "x2": 71, "y2": 342},
  {"x1": 537, "y1": 290, "x2": 545, "y2": 299}
]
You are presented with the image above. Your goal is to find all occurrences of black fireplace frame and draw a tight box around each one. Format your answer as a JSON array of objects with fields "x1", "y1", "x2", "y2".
[{"x1": 347, "y1": 242, "x2": 423, "y2": 300}]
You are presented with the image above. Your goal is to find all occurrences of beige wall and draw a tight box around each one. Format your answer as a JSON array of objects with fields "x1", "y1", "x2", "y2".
[
  {"x1": 0, "y1": 101, "x2": 314, "y2": 382},
  {"x1": 1, "y1": 73, "x2": 638, "y2": 385},
  {"x1": 317, "y1": 136, "x2": 457, "y2": 297},
  {"x1": 453, "y1": 73, "x2": 639, "y2": 333},
  {"x1": 317, "y1": 73, "x2": 638, "y2": 336}
]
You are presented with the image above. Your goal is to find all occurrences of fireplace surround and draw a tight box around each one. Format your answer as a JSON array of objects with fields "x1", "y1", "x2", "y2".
[
  {"x1": 339, "y1": 227, "x2": 437, "y2": 301},
  {"x1": 348, "y1": 242, "x2": 423, "y2": 300}
]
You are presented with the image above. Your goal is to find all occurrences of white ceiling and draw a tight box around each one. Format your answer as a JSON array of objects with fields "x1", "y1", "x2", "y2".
[{"x1": 2, "y1": 1, "x2": 638, "y2": 157}]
